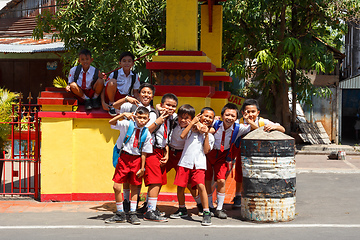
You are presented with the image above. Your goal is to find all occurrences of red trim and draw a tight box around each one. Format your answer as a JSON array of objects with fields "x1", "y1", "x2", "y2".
[
  {"x1": 38, "y1": 108, "x2": 111, "y2": 119},
  {"x1": 41, "y1": 193, "x2": 114, "y2": 202},
  {"x1": 37, "y1": 98, "x2": 78, "y2": 106},
  {"x1": 211, "y1": 91, "x2": 231, "y2": 99},
  {"x1": 203, "y1": 75, "x2": 232, "y2": 82},
  {"x1": 40, "y1": 193, "x2": 194, "y2": 202},
  {"x1": 45, "y1": 87, "x2": 66, "y2": 92},
  {"x1": 158, "y1": 51, "x2": 206, "y2": 56},
  {"x1": 10, "y1": 130, "x2": 41, "y2": 140},
  {"x1": 40, "y1": 91, "x2": 74, "y2": 98},
  {"x1": 147, "y1": 62, "x2": 216, "y2": 72},
  {"x1": 216, "y1": 68, "x2": 226, "y2": 72},
  {"x1": 154, "y1": 85, "x2": 215, "y2": 98}
]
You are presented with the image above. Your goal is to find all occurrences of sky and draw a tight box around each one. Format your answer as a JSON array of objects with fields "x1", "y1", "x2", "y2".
[{"x1": 0, "y1": 0, "x2": 12, "y2": 11}]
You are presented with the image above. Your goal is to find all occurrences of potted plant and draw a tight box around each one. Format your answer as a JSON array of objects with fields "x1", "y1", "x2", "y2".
[{"x1": 0, "y1": 88, "x2": 18, "y2": 178}]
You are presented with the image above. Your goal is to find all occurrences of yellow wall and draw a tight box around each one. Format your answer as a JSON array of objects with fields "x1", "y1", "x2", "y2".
[
  {"x1": 166, "y1": 0, "x2": 198, "y2": 50},
  {"x1": 201, "y1": 5, "x2": 223, "y2": 68},
  {"x1": 41, "y1": 96, "x2": 227, "y2": 197}
]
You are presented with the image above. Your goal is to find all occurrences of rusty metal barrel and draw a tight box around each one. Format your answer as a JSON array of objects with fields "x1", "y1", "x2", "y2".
[{"x1": 240, "y1": 127, "x2": 296, "y2": 222}]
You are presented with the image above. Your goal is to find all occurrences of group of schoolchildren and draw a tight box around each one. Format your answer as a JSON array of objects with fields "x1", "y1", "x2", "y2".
[{"x1": 67, "y1": 49, "x2": 285, "y2": 226}]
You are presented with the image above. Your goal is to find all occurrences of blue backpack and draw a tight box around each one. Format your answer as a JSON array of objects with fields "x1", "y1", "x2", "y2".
[
  {"x1": 213, "y1": 120, "x2": 241, "y2": 162},
  {"x1": 112, "y1": 121, "x2": 149, "y2": 167}
]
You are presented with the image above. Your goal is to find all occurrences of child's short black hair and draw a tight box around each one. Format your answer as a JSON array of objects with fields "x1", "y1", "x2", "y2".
[
  {"x1": 161, "y1": 93, "x2": 178, "y2": 105},
  {"x1": 135, "y1": 106, "x2": 150, "y2": 116},
  {"x1": 221, "y1": 103, "x2": 239, "y2": 119},
  {"x1": 201, "y1": 107, "x2": 215, "y2": 115},
  {"x1": 139, "y1": 83, "x2": 155, "y2": 96},
  {"x1": 178, "y1": 104, "x2": 195, "y2": 119},
  {"x1": 79, "y1": 49, "x2": 92, "y2": 57},
  {"x1": 119, "y1": 51, "x2": 135, "y2": 62},
  {"x1": 241, "y1": 99, "x2": 260, "y2": 112}
]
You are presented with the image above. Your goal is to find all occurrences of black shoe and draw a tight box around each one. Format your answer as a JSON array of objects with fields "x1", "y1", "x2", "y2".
[
  {"x1": 170, "y1": 207, "x2": 188, "y2": 219},
  {"x1": 84, "y1": 98, "x2": 92, "y2": 110},
  {"x1": 91, "y1": 97, "x2": 101, "y2": 109},
  {"x1": 123, "y1": 199, "x2": 130, "y2": 214},
  {"x1": 232, "y1": 195, "x2": 241, "y2": 209},
  {"x1": 104, "y1": 211, "x2": 126, "y2": 223},
  {"x1": 214, "y1": 209, "x2": 227, "y2": 219},
  {"x1": 197, "y1": 203, "x2": 203, "y2": 216},
  {"x1": 137, "y1": 202, "x2": 147, "y2": 214},
  {"x1": 128, "y1": 211, "x2": 140, "y2": 225},
  {"x1": 144, "y1": 210, "x2": 168, "y2": 222},
  {"x1": 108, "y1": 106, "x2": 116, "y2": 116},
  {"x1": 201, "y1": 211, "x2": 212, "y2": 226},
  {"x1": 209, "y1": 207, "x2": 216, "y2": 217},
  {"x1": 155, "y1": 208, "x2": 166, "y2": 217}
]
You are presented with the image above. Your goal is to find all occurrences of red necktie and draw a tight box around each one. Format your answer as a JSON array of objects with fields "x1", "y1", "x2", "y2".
[
  {"x1": 81, "y1": 71, "x2": 86, "y2": 89},
  {"x1": 220, "y1": 131, "x2": 225, "y2": 152},
  {"x1": 133, "y1": 129, "x2": 141, "y2": 148},
  {"x1": 163, "y1": 120, "x2": 168, "y2": 139}
]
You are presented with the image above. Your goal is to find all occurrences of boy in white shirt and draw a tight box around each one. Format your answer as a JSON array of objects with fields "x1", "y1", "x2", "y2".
[
  {"x1": 233, "y1": 99, "x2": 285, "y2": 208},
  {"x1": 173, "y1": 107, "x2": 215, "y2": 226},
  {"x1": 66, "y1": 49, "x2": 104, "y2": 110},
  {"x1": 102, "y1": 51, "x2": 141, "y2": 116},
  {"x1": 105, "y1": 107, "x2": 152, "y2": 225},
  {"x1": 206, "y1": 103, "x2": 253, "y2": 219}
]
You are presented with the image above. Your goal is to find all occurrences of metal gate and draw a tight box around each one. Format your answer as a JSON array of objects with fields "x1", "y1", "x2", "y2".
[{"x1": 0, "y1": 95, "x2": 41, "y2": 199}]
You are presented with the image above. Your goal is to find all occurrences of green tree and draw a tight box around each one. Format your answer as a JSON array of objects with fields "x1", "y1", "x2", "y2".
[
  {"x1": 33, "y1": 0, "x2": 166, "y2": 74},
  {"x1": 222, "y1": 0, "x2": 360, "y2": 132}
]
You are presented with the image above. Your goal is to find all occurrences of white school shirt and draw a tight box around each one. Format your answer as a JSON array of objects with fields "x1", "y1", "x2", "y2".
[
  {"x1": 68, "y1": 65, "x2": 97, "y2": 90},
  {"x1": 107, "y1": 68, "x2": 140, "y2": 94},
  {"x1": 213, "y1": 122, "x2": 251, "y2": 151},
  {"x1": 119, "y1": 103, "x2": 157, "y2": 127},
  {"x1": 178, "y1": 131, "x2": 215, "y2": 170},
  {"x1": 111, "y1": 120, "x2": 153, "y2": 155},
  {"x1": 169, "y1": 124, "x2": 186, "y2": 150},
  {"x1": 152, "y1": 114, "x2": 177, "y2": 149}
]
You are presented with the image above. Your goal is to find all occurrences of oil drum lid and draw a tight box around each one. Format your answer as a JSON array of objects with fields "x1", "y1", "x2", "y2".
[{"x1": 243, "y1": 127, "x2": 293, "y2": 141}]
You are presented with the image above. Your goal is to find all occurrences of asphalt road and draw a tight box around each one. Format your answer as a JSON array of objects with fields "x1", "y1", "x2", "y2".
[{"x1": 1, "y1": 154, "x2": 360, "y2": 240}]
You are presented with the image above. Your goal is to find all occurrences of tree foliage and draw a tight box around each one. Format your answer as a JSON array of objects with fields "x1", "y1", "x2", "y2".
[
  {"x1": 33, "y1": 0, "x2": 166, "y2": 74},
  {"x1": 221, "y1": 0, "x2": 360, "y2": 131}
]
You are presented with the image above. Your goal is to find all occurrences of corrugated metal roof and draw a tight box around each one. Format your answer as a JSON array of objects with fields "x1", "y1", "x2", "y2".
[
  {"x1": 0, "y1": 37, "x2": 64, "y2": 53},
  {"x1": 339, "y1": 74, "x2": 360, "y2": 89},
  {"x1": 0, "y1": 0, "x2": 13, "y2": 10}
]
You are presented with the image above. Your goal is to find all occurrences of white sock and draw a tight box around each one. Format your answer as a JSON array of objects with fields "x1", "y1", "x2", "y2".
[
  {"x1": 235, "y1": 192, "x2": 241, "y2": 197},
  {"x1": 216, "y1": 192, "x2": 226, "y2": 210},
  {"x1": 194, "y1": 195, "x2": 202, "y2": 204},
  {"x1": 130, "y1": 201, "x2": 137, "y2": 212},
  {"x1": 93, "y1": 93, "x2": 99, "y2": 99},
  {"x1": 123, "y1": 189, "x2": 130, "y2": 202},
  {"x1": 82, "y1": 94, "x2": 89, "y2": 100},
  {"x1": 208, "y1": 194, "x2": 214, "y2": 208},
  {"x1": 147, "y1": 197, "x2": 157, "y2": 211},
  {"x1": 116, "y1": 202, "x2": 124, "y2": 212}
]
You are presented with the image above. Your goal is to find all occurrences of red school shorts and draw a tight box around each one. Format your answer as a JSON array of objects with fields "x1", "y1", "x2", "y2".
[
  {"x1": 166, "y1": 149, "x2": 183, "y2": 173},
  {"x1": 174, "y1": 166, "x2": 205, "y2": 189},
  {"x1": 104, "y1": 83, "x2": 127, "y2": 103},
  {"x1": 144, "y1": 148, "x2": 167, "y2": 186},
  {"x1": 235, "y1": 153, "x2": 243, "y2": 183},
  {"x1": 112, "y1": 152, "x2": 142, "y2": 186},
  {"x1": 205, "y1": 149, "x2": 229, "y2": 181}
]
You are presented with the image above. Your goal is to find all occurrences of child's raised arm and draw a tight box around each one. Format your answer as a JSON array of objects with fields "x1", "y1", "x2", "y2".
[
  {"x1": 203, "y1": 130, "x2": 211, "y2": 154},
  {"x1": 180, "y1": 113, "x2": 201, "y2": 139},
  {"x1": 109, "y1": 112, "x2": 131, "y2": 125}
]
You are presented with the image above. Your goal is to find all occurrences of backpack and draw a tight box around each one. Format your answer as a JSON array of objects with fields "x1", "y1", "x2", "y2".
[
  {"x1": 112, "y1": 121, "x2": 149, "y2": 168},
  {"x1": 74, "y1": 65, "x2": 99, "y2": 89},
  {"x1": 113, "y1": 69, "x2": 137, "y2": 96},
  {"x1": 213, "y1": 120, "x2": 240, "y2": 162}
]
